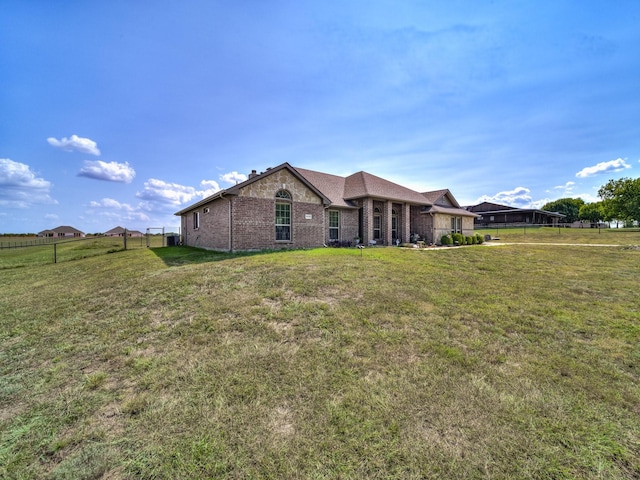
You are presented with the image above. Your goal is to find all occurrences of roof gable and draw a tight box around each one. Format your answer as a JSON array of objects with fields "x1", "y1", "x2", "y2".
[
  {"x1": 343, "y1": 171, "x2": 430, "y2": 205},
  {"x1": 421, "y1": 189, "x2": 461, "y2": 208},
  {"x1": 175, "y1": 163, "x2": 331, "y2": 215}
]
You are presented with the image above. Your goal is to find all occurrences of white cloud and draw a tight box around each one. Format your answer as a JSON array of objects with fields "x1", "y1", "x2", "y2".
[
  {"x1": 87, "y1": 198, "x2": 150, "y2": 223},
  {"x1": 0, "y1": 158, "x2": 56, "y2": 207},
  {"x1": 89, "y1": 198, "x2": 135, "y2": 211},
  {"x1": 47, "y1": 134, "x2": 101, "y2": 156},
  {"x1": 476, "y1": 186, "x2": 533, "y2": 207},
  {"x1": 575, "y1": 158, "x2": 631, "y2": 178},
  {"x1": 545, "y1": 181, "x2": 576, "y2": 197},
  {"x1": 200, "y1": 179, "x2": 221, "y2": 197},
  {"x1": 220, "y1": 171, "x2": 247, "y2": 184},
  {"x1": 530, "y1": 198, "x2": 552, "y2": 209},
  {"x1": 553, "y1": 181, "x2": 575, "y2": 190},
  {"x1": 136, "y1": 178, "x2": 222, "y2": 207},
  {"x1": 78, "y1": 160, "x2": 136, "y2": 183}
]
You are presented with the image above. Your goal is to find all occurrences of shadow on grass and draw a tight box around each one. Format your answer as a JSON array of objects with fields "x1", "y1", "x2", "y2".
[{"x1": 148, "y1": 245, "x2": 290, "y2": 267}]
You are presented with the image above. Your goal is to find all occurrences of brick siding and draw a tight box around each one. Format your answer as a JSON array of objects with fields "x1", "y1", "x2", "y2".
[{"x1": 231, "y1": 196, "x2": 324, "y2": 251}]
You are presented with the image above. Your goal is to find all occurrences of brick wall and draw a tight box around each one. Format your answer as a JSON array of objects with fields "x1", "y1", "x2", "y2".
[
  {"x1": 402, "y1": 203, "x2": 411, "y2": 243},
  {"x1": 362, "y1": 198, "x2": 373, "y2": 244},
  {"x1": 462, "y1": 216, "x2": 475, "y2": 236},
  {"x1": 238, "y1": 169, "x2": 322, "y2": 205},
  {"x1": 231, "y1": 196, "x2": 325, "y2": 251},
  {"x1": 325, "y1": 208, "x2": 359, "y2": 243},
  {"x1": 181, "y1": 199, "x2": 230, "y2": 250},
  {"x1": 410, "y1": 206, "x2": 434, "y2": 243}
]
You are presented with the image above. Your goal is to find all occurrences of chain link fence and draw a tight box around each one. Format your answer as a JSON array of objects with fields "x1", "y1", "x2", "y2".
[{"x1": 0, "y1": 231, "x2": 176, "y2": 268}]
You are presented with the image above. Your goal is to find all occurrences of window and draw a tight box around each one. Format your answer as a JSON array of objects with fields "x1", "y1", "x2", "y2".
[
  {"x1": 275, "y1": 190, "x2": 291, "y2": 241},
  {"x1": 193, "y1": 211, "x2": 200, "y2": 229},
  {"x1": 391, "y1": 209, "x2": 398, "y2": 240},
  {"x1": 373, "y1": 207, "x2": 382, "y2": 239},
  {"x1": 451, "y1": 216, "x2": 462, "y2": 233},
  {"x1": 329, "y1": 210, "x2": 339, "y2": 240}
]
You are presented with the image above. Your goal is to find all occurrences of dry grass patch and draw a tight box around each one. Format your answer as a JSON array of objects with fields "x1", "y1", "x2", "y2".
[{"x1": 1, "y1": 242, "x2": 639, "y2": 478}]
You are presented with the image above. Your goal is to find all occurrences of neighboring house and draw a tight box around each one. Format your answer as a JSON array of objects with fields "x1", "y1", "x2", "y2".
[
  {"x1": 105, "y1": 226, "x2": 144, "y2": 237},
  {"x1": 37, "y1": 226, "x2": 85, "y2": 238},
  {"x1": 175, "y1": 162, "x2": 478, "y2": 251},
  {"x1": 467, "y1": 202, "x2": 565, "y2": 226},
  {"x1": 570, "y1": 221, "x2": 608, "y2": 229}
]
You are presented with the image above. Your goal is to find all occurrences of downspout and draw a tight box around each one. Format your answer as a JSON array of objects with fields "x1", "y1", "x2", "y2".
[
  {"x1": 223, "y1": 193, "x2": 232, "y2": 252},
  {"x1": 324, "y1": 205, "x2": 327, "y2": 245}
]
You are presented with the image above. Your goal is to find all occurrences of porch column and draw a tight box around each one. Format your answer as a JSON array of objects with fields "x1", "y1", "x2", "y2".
[
  {"x1": 363, "y1": 198, "x2": 373, "y2": 245},
  {"x1": 385, "y1": 200, "x2": 393, "y2": 245},
  {"x1": 403, "y1": 203, "x2": 411, "y2": 243}
]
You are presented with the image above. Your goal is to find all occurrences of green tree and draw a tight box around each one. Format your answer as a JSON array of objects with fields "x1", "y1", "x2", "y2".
[
  {"x1": 598, "y1": 177, "x2": 640, "y2": 223},
  {"x1": 578, "y1": 202, "x2": 604, "y2": 226},
  {"x1": 541, "y1": 197, "x2": 585, "y2": 223}
]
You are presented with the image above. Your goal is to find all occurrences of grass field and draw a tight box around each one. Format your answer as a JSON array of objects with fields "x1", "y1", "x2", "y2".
[
  {"x1": 0, "y1": 235, "x2": 166, "y2": 269},
  {"x1": 1, "y1": 228, "x2": 639, "y2": 478}
]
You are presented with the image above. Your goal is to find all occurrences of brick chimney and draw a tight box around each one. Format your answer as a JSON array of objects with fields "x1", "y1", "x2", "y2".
[{"x1": 248, "y1": 169, "x2": 257, "y2": 179}]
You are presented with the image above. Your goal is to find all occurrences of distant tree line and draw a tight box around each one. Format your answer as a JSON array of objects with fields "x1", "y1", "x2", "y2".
[{"x1": 542, "y1": 177, "x2": 640, "y2": 227}]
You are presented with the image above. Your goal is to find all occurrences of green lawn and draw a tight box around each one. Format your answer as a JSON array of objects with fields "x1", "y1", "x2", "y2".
[
  {"x1": 1, "y1": 229, "x2": 639, "y2": 479},
  {"x1": 0, "y1": 235, "x2": 165, "y2": 269},
  {"x1": 477, "y1": 224, "x2": 640, "y2": 244}
]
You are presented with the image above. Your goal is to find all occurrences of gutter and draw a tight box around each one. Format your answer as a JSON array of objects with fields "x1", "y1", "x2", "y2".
[{"x1": 224, "y1": 193, "x2": 232, "y2": 252}]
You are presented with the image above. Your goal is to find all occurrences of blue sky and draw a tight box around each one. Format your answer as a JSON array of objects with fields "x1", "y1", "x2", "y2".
[{"x1": 1, "y1": 1, "x2": 639, "y2": 234}]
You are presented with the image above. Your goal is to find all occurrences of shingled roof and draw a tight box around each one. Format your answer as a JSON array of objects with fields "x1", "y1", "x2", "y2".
[
  {"x1": 293, "y1": 167, "x2": 356, "y2": 208},
  {"x1": 421, "y1": 189, "x2": 453, "y2": 205},
  {"x1": 343, "y1": 171, "x2": 431, "y2": 205},
  {"x1": 176, "y1": 162, "x2": 469, "y2": 215},
  {"x1": 105, "y1": 226, "x2": 126, "y2": 235}
]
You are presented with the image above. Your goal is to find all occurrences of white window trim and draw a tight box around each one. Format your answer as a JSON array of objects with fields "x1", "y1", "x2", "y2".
[
  {"x1": 329, "y1": 210, "x2": 340, "y2": 241},
  {"x1": 275, "y1": 190, "x2": 292, "y2": 242}
]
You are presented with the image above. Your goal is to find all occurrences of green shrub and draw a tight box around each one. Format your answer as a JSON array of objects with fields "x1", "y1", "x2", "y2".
[
  {"x1": 465, "y1": 236, "x2": 473, "y2": 245},
  {"x1": 452, "y1": 233, "x2": 464, "y2": 245},
  {"x1": 475, "y1": 233, "x2": 484, "y2": 244},
  {"x1": 441, "y1": 234, "x2": 452, "y2": 245}
]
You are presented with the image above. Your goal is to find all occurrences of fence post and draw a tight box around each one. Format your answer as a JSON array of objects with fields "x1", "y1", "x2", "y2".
[
  {"x1": 54, "y1": 243, "x2": 57, "y2": 264},
  {"x1": 124, "y1": 229, "x2": 128, "y2": 250}
]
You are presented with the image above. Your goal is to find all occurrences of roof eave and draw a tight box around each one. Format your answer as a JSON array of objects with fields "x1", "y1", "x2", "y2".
[{"x1": 174, "y1": 190, "x2": 232, "y2": 216}]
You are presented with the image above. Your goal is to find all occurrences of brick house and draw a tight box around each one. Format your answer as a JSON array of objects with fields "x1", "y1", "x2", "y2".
[
  {"x1": 37, "y1": 226, "x2": 85, "y2": 238},
  {"x1": 175, "y1": 163, "x2": 478, "y2": 251},
  {"x1": 104, "y1": 226, "x2": 144, "y2": 237}
]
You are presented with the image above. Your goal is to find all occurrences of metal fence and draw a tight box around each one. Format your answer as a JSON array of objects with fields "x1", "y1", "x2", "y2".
[
  {"x1": 0, "y1": 231, "x2": 175, "y2": 268},
  {"x1": 477, "y1": 222, "x2": 613, "y2": 235}
]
